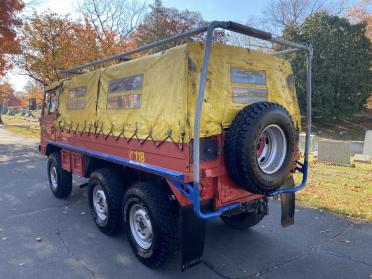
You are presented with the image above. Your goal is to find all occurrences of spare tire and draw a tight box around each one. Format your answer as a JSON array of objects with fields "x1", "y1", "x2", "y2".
[{"x1": 224, "y1": 102, "x2": 297, "y2": 195}]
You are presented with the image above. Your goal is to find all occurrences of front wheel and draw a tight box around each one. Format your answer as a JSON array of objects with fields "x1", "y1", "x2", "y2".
[
  {"x1": 47, "y1": 152, "x2": 72, "y2": 199},
  {"x1": 122, "y1": 182, "x2": 179, "y2": 268}
]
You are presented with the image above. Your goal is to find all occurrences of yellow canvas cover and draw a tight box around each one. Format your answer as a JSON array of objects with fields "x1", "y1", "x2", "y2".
[
  {"x1": 56, "y1": 70, "x2": 101, "y2": 131},
  {"x1": 52, "y1": 43, "x2": 301, "y2": 143}
]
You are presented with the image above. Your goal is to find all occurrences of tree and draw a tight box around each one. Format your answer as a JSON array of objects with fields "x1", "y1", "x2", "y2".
[
  {"x1": 263, "y1": 0, "x2": 347, "y2": 34},
  {"x1": 16, "y1": 12, "x2": 134, "y2": 85},
  {"x1": 347, "y1": 0, "x2": 372, "y2": 41},
  {"x1": 79, "y1": 0, "x2": 146, "y2": 40},
  {"x1": 0, "y1": 80, "x2": 22, "y2": 123},
  {"x1": 22, "y1": 80, "x2": 43, "y2": 107},
  {"x1": 283, "y1": 12, "x2": 372, "y2": 119},
  {"x1": 0, "y1": 0, "x2": 24, "y2": 75},
  {"x1": 133, "y1": 0, "x2": 226, "y2": 51}
]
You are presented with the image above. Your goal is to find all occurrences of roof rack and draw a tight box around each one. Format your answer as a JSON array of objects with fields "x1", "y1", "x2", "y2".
[{"x1": 62, "y1": 21, "x2": 307, "y2": 74}]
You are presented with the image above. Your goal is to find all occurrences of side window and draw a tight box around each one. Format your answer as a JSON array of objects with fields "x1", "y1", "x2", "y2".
[
  {"x1": 42, "y1": 91, "x2": 50, "y2": 115},
  {"x1": 107, "y1": 75, "x2": 143, "y2": 109},
  {"x1": 42, "y1": 89, "x2": 58, "y2": 115},
  {"x1": 49, "y1": 92, "x2": 57, "y2": 113},
  {"x1": 67, "y1": 86, "x2": 87, "y2": 110},
  {"x1": 230, "y1": 67, "x2": 268, "y2": 104}
]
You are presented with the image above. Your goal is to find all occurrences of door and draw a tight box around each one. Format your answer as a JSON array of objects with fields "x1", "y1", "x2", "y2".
[{"x1": 40, "y1": 87, "x2": 59, "y2": 152}]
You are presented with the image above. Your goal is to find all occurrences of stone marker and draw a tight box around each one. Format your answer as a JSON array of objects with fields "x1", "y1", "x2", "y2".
[
  {"x1": 7, "y1": 108, "x2": 15, "y2": 116},
  {"x1": 318, "y1": 140, "x2": 351, "y2": 165},
  {"x1": 26, "y1": 110, "x2": 33, "y2": 117},
  {"x1": 299, "y1": 133, "x2": 318, "y2": 153},
  {"x1": 363, "y1": 130, "x2": 372, "y2": 155},
  {"x1": 349, "y1": 141, "x2": 364, "y2": 154},
  {"x1": 354, "y1": 131, "x2": 372, "y2": 164},
  {"x1": 354, "y1": 154, "x2": 372, "y2": 164}
]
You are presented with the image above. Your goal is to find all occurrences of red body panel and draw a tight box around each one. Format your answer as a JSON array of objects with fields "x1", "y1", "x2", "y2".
[{"x1": 40, "y1": 121, "x2": 264, "y2": 209}]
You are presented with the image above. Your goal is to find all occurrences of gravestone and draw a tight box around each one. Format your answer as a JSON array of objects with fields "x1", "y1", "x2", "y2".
[
  {"x1": 7, "y1": 108, "x2": 15, "y2": 116},
  {"x1": 26, "y1": 110, "x2": 33, "y2": 117},
  {"x1": 0, "y1": 103, "x2": 8, "y2": 114},
  {"x1": 299, "y1": 133, "x2": 318, "y2": 153},
  {"x1": 354, "y1": 130, "x2": 372, "y2": 164},
  {"x1": 29, "y1": 98, "x2": 37, "y2": 110},
  {"x1": 318, "y1": 140, "x2": 351, "y2": 165},
  {"x1": 363, "y1": 130, "x2": 372, "y2": 155},
  {"x1": 349, "y1": 141, "x2": 364, "y2": 154}
]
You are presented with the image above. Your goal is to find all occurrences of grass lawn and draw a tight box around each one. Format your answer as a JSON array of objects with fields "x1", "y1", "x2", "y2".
[
  {"x1": 1, "y1": 115, "x2": 39, "y2": 127},
  {"x1": 4, "y1": 126, "x2": 40, "y2": 140},
  {"x1": 295, "y1": 159, "x2": 372, "y2": 222},
  {"x1": 1, "y1": 115, "x2": 40, "y2": 140}
]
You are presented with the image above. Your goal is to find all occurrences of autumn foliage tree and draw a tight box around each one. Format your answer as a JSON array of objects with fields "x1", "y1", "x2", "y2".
[
  {"x1": 0, "y1": 0, "x2": 24, "y2": 75},
  {"x1": 348, "y1": 0, "x2": 372, "y2": 41},
  {"x1": 21, "y1": 80, "x2": 43, "y2": 107},
  {"x1": 0, "y1": 80, "x2": 22, "y2": 123},
  {"x1": 17, "y1": 12, "x2": 135, "y2": 85}
]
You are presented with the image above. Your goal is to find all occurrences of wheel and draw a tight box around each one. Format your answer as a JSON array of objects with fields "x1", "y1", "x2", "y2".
[
  {"x1": 47, "y1": 152, "x2": 72, "y2": 199},
  {"x1": 220, "y1": 198, "x2": 268, "y2": 230},
  {"x1": 224, "y1": 102, "x2": 297, "y2": 195},
  {"x1": 88, "y1": 168, "x2": 124, "y2": 235},
  {"x1": 122, "y1": 182, "x2": 179, "y2": 268}
]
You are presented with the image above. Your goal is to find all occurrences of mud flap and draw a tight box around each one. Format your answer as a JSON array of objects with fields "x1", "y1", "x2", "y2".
[
  {"x1": 280, "y1": 176, "x2": 296, "y2": 227},
  {"x1": 180, "y1": 205, "x2": 206, "y2": 271}
]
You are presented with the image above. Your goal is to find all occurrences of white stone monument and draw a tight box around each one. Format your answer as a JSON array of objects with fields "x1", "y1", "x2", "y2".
[{"x1": 354, "y1": 130, "x2": 372, "y2": 164}]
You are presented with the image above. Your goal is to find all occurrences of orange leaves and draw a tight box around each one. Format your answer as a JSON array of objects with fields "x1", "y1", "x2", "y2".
[
  {"x1": 0, "y1": 0, "x2": 24, "y2": 75},
  {"x1": 0, "y1": 81, "x2": 21, "y2": 108},
  {"x1": 18, "y1": 12, "x2": 135, "y2": 85},
  {"x1": 347, "y1": 0, "x2": 372, "y2": 41}
]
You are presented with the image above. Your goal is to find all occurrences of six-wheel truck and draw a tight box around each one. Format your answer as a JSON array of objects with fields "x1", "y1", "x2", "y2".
[{"x1": 39, "y1": 21, "x2": 312, "y2": 270}]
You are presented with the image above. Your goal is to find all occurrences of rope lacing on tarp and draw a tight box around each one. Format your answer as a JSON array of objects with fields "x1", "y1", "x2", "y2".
[{"x1": 56, "y1": 119, "x2": 185, "y2": 150}]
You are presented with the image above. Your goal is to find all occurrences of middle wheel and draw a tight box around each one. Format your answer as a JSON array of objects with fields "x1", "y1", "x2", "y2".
[{"x1": 88, "y1": 168, "x2": 124, "y2": 235}]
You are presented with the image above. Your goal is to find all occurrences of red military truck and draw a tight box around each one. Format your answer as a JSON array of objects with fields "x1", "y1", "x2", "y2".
[{"x1": 40, "y1": 21, "x2": 312, "y2": 270}]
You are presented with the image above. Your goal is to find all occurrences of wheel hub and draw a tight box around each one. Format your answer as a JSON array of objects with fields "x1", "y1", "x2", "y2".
[
  {"x1": 93, "y1": 185, "x2": 108, "y2": 222},
  {"x1": 129, "y1": 204, "x2": 153, "y2": 250},
  {"x1": 50, "y1": 166, "x2": 58, "y2": 191},
  {"x1": 256, "y1": 124, "x2": 287, "y2": 174}
]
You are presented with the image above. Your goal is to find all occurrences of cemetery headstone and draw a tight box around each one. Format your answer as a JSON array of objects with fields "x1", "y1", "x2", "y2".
[
  {"x1": 318, "y1": 140, "x2": 351, "y2": 165},
  {"x1": 299, "y1": 133, "x2": 318, "y2": 153},
  {"x1": 354, "y1": 130, "x2": 372, "y2": 164},
  {"x1": 7, "y1": 108, "x2": 15, "y2": 116},
  {"x1": 349, "y1": 141, "x2": 364, "y2": 154},
  {"x1": 363, "y1": 130, "x2": 372, "y2": 155}
]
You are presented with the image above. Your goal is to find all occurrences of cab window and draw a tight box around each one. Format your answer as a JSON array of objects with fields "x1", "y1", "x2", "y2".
[{"x1": 43, "y1": 88, "x2": 58, "y2": 115}]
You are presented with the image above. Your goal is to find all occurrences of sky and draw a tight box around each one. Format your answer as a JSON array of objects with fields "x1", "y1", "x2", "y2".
[{"x1": 7, "y1": 0, "x2": 269, "y2": 91}]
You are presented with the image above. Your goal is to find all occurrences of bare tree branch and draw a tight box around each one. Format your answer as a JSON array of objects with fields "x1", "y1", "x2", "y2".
[
  {"x1": 263, "y1": 0, "x2": 349, "y2": 32},
  {"x1": 79, "y1": 0, "x2": 147, "y2": 40}
]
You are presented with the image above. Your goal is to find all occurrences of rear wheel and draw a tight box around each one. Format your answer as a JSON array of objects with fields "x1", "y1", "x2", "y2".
[
  {"x1": 220, "y1": 199, "x2": 268, "y2": 230},
  {"x1": 47, "y1": 152, "x2": 72, "y2": 199},
  {"x1": 123, "y1": 182, "x2": 179, "y2": 268},
  {"x1": 88, "y1": 168, "x2": 124, "y2": 235}
]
